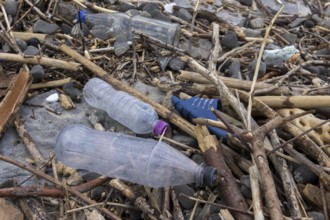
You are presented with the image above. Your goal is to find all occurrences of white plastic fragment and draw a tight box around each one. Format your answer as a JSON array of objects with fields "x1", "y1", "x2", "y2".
[
  {"x1": 263, "y1": 45, "x2": 298, "y2": 63},
  {"x1": 46, "y1": 93, "x2": 59, "y2": 102},
  {"x1": 164, "y1": 3, "x2": 176, "y2": 14}
]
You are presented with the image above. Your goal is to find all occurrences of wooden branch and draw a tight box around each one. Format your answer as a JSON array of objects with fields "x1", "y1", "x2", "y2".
[
  {"x1": 30, "y1": 78, "x2": 72, "y2": 90},
  {"x1": 249, "y1": 165, "x2": 264, "y2": 220},
  {"x1": 302, "y1": 184, "x2": 330, "y2": 213},
  {"x1": 0, "y1": 53, "x2": 81, "y2": 71},
  {"x1": 14, "y1": 116, "x2": 48, "y2": 172},
  {"x1": 0, "y1": 70, "x2": 31, "y2": 138},
  {"x1": 12, "y1": 32, "x2": 46, "y2": 41},
  {"x1": 56, "y1": 43, "x2": 196, "y2": 137},
  {"x1": 256, "y1": 96, "x2": 330, "y2": 108}
]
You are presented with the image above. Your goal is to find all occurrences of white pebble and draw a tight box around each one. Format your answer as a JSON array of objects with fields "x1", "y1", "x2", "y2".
[
  {"x1": 46, "y1": 93, "x2": 59, "y2": 102},
  {"x1": 164, "y1": 3, "x2": 176, "y2": 14}
]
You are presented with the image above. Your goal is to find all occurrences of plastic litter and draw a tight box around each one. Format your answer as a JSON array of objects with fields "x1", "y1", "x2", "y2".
[
  {"x1": 55, "y1": 125, "x2": 218, "y2": 188},
  {"x1": 83, "y1": 78, "x2": 169, "y2": 136},
  {"x1": 263, "y1": 45, "x2": 298, "y2": 65}
]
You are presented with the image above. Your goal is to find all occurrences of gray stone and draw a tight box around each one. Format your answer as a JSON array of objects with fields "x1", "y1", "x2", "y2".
[
  {"x1": 61, "y1": 23, "x2": 72, "y2": 35},
  {"x1": 16, "y1": 39, "x2": 27, "y2": 51},
  {"x1": 26, "y1": 38, "x2": 40, "y2": 47},
  {"x1": 221, "y1": 31, "x2": 238, "y2": 49},
  {"x1": 243, "y1": 28, "x2": 261, "y2": 37},
  {"x1": 304, "y1": 19, "x2": 316, "y2": 28},
  {"x1": 282, "y1": 32, "x2": 297, "y2": 45},
  {"x1": 180, "y1": 38, "x2": 213, "y2": 59},
  {"x1": 172, "y1": 133, "x2": 198, "y2": 148},
  {"x1": 293, "y1": 164, "x2": 318, "y2": 184},
  {"x1": 157, "y1": 56, "x2": 172, "y2": 71},
  {"x1": 2, "y1": 43, "x2": 12, "y2": 53},
  {"x1": 56, "y1": 2, "x2": 79, "y2": 22},
  {"x1": 140, "y1": 2, "x2": 160, "y2": 12},
  {"x1": 173, "y1": 185, "x2": 195, "y2": 210},
  {"x1": 228, "y1": 59, "x2": 242, "y2": 79},
  {"x1": 240, "y1": 175, "x2": 252, "y2": 199},
  {"x1": 103, "y1": 0, "x2": 117, "y2": 5},
  {"x1": 118, "y1": 2, "x2": 136, "y2": 12},
  {"x1": 249, "y1": 17, "x2": 264, "y2": 29},
  {"x1": 63, "y1": 82, "x2": 82, "y2": 103},
  {"x1": 208, "y1": 213, "x2": 222, "y2": 220},
  {"x1": 168, "y1": 58, "x2": 186, "y2": 71},
  {"x1": 30, "y1": 65, "x2": 44, "y2": 83},
  {"x1": 132, "y1": 81, "x2": 165, "y2": 103},
  {"x1": 177, "y1": 8, "x2": 192, "y2": 21},
  {"x1": 191, "y1": 154, "x2": 204, "y2": 164},
  {"x1": 325, "y1": 6, "x2": 330, "y2": 17},
  {"x1": 125, "y1": 9, "x2": 140, "y2": 17},
  {"x1": 248, "y1": 59, "x2": 266, "y2": 80},
  {"x1": 149, "y1": 10, "x2": 171, "y2": 22},
  {"x1": 23, "y1": 46, "x2": 39, "y2": 56},
  {"x1": 307, "y1": 211, "x2": 325, "y2": 220},
  {"x1": 114, "y1": 39, "x2": 130, "y2": 56},
  {"x1": 4, "y1": 0, "x2": 18, "y2": 16},
  {"x1": 90, "y1": 25, "x2": 110, "y2": 40},
  {"x1": 33, "y1": 20, "x2": 59, "y2": 34},
  {"x1": 289, "y1": 17, "x2": 306, "y2": 28},
  {"x1": 237, "y1": 0, "x2": 252, "y2": 6}
]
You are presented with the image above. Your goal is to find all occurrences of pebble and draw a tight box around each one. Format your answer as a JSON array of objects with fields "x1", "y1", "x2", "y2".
[
  {"x1": 118, "y1": 2, "x2": 136, "y2": 12},
  {"x1": 289, "y1": 17, "x2": 306, "y2": 28},
  {"x1": 56, "y1": 2, "x2": 79, "y2": 22},
  {"x1": 220, "y1": 31, "x2": 238, "y2": 49},
  {"x1": 157, "y1": 56, "x2": 172, "y2": 71},
  {"x1": 45, "y1": 93, "x2": 59, "y2": 103},
  {"x1": 293, "y1": 164, "x2": 318, "y2": 184},
  {"x1": 317, "y1": 65, "x2": 326, "y2": 76},
  {"x1": 307, "y1": 211, "x2": 325, "y2": 220},
  {"x1": 33, "y1": 20, "x2": 60, "y2": 34},
  {"x1": 228, "y1": 59, "x2": 242, "y2": 79},
  {"x1": 62, "y1": 82, "x2": 82, "y2": 103},
  {"x1": 4, "y1": 0, "x2": 18, "y2": 16},
  {"x1": 0, "y1": 179, "x2": 15, "y2": 189},
  {"x1": 140, "y1": 2, "x2": 161, "y2": 12},
  {"x1": 282, "y1": 32, "x2": 297, "y2": 45},
  {"x1": 26, "y1": 38, "x2": 40, "y2": 47},
  {"x1": 82, "y1": 172, "x2": 102, "y2": 182},
  {"x1": 30, "y1": 65, "x2": 45, "y2": 83},
  {"x1": 304, "y1": 19, "x2": 316, "y2": 28},
  {"x1": 168, "y1": 57, "x2": 186, "y2": 71},
  {"x1": 172, "y1": 133, "x2": 198, "y2": 148},
  {"x1": 237, "y1": 0, "x2": 252, "y2": 6},
  {"x1": 61, "y1": 23, "x2": 72, "y2": 35},
  {"x1": 125, "y1": 9, "x2": 140, "y2": 17},
  {"x1": 240, "y1": 175, "x2": 252, "y2": 199},
  {"x1": 149, "y1": 9, "x2": 171, "y2": 23},
  {"x1": 23, "y1": 46, "x2": 39, "y2": 56},
  {"x1": 90, "y1": 25, "x2": 110, "y2": 40},
  {"x1": 173, "y1": 185, "x2": 195, "y2": 210},
  {"x1": 90, "y1": 185, "x2": 105, "y2": 201},
  {"x1": 16, "y1": 39, "x2": 27, "y2": 51},
  {"x1": 103, "y1": 0, "x2": 117, "y2": 5},
  {"x1": 243, "y1": 28, "x2": 261, "y2": 37},
  {"x1": 127, "y1": 201, "x2": 143, "y2": 220},
  {"x1": 114, "y1": 38, "x2": 131, "y2": 56},
  {"x1": 304, "y1": 65, "x2": 320, "y2": 75},
  {"x1": 325, "y1": 6, "x2": 330, "y2": 17},
  {"x1": 208, "y1": 213, "x2": 222, "y2": 220},
  {"x1": 191, "y1": 154, "x2": 204, "y2": 164},
  {"x1": 248, "y1": 59, "x2": 266, "y2": 80},
  {"x1": 2, "y1": 43, "x2": 13, "y2": 53},
  {"x1": 177, "y1": 8, "x2": 193, "y2": 22},
  {"x1": 249, "y1": 17, "x2": 264, "y2": 29}
]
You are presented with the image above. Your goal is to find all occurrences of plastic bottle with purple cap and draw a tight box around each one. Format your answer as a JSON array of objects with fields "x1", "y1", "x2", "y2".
[{"x1": 83, "y1": 77, "x2": 168, "y2": 136}]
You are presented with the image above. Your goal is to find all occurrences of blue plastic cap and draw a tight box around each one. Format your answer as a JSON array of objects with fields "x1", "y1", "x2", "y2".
[
  {"x1": 76, "y1": 10, "x2": 87, "y2": 23},
  {"x1": 171, "y1": 96, "x2": 228, "y2": 141}
]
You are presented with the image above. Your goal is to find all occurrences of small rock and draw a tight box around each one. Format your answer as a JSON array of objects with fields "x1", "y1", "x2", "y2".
[
  {"x1": 82, "y1": 172, "x2": 102, "y2": 182},
  {"x1": 4, "y1": 0, "x2": 18, "y2": 16},
  {"x1": 304, "y1": 65, "x2": 320, "y2": 75},
  {"x1": 149, "y1": 10, "x2": 171, "y2": 22},
  {"x1": 317, "y1": 65, "x2": 326, "y2": 76},
  {"x1": 157, "y1": 56, "x2": 173, "y2": 71},
  {"x1": 307, "y1": 211, "x2": 325, "y2": 220},
  {"x1": 118, "y1": 2, "x2": 136, "y2": 12},
  {"x1": 61, "y1": 23, "x2": 72, "y2": 35},
  {"x1": 168, "y1": 57, "x2": 186, "y2": 71},
  {"x1": 289, "y1": 17, "x2": 306, "y2": 28},
  {"x1": 248, "y1": 59, "x2": 266, "y2": 80},
  {"x1": 240, "y1": 175, "x2": 252, "y2": 199},
  {"x1": 208, "y1": 213, "x2": 222, "y2": 220},
  {"x1": 304, "y1": 19, "x2": 316, "y2": 28},
  {"x1": 173, "y1": 185, "x2": 195, "y2": 210},
  {"x1": 63, "y1": 82, "x2": 82, "y2": 103},
  {"x1": 164, "y1": 3, "x2": 176, "y2": 14},
  {"x1": 56, "y1": 2, "x2": 79, "y2": 21},
  {"x1": 325, "y1": 6, "x2": 330, "y2": 17},
  {"x1": 103, "y1": 0, "x2": 117, "y2": 5},
  {"x1": 125, "y1": 9, "x2": 140, "y2": 17},
  {"x1": 139, "y1": 11, "x2": 152, "y2": 18},
  {"x1": 172, "y1": 133, "x2": 198, "y2": 148},
  {"x1": 293, "y1": 164, "x2": 318, "y2": 184},
  {"x1": 26, "y1": 38, "x2": 40, "y2": 47},
  {"x1": 237, "y1": 0, "x2": 252, "y2": 6},
  {"x1": 90, "y1": 185, "x2": 106, "y2": 201},
  {"x1": 220, "y1": 31, "x2": 238, "y2": 49},
  {"x1": 33, "y1": 20, "x2": 59, "y2": 34},
  {"x1": 311, "y1": 14, "x2": 323, "y2": 24},
  {"x1": 0, "y1": 179, "x2": 15, "y2": 189},
  {"x1": 177, "y1": 8, "x2": 192, "y2": 22},
  {"x1": 140, "y1": 2, "x2": 161, "y2": 12},
  {"x1": 228, "y1": 59, "x2": 242, "y2": 79},
  {"x1": 30, "y1": 65, "x2": 45, "y2": 83},
  {"x1": 127, "y1": 201, "x2": 143, "y2": 220},
  {"x1": 23, "y1": 46, "x2": 39, "y2": 56},
  {"x1": 243, "y1": 28, "x2": 261, "y2": 37},
  {"x1": 2, "y1": 43, "x2": 13, "y2": 53},
  {"x1": 90, "y1": 25, "x2": 110, "y2": 40},
  {"x1": 191, "y1": 154, "x2": 204, "y2": 164},
  {"x1": 249, "y1": 17, "x2": 264, "y2": 29},
  {"x1": 114, "y1": 38, "x2": 130, "y2": 56},
  {"x1": 314, "y1": 48, "x2": 330, "y2": 56},
  {"x1": 46, "y1": 93, "x2": 59, "y2": 103},
  {"x1": 282, "y1": 32, "x2": 297, "y2": 45},
  {"x1": 16, "y1": 39, "x2": 27, "y2": 51}
]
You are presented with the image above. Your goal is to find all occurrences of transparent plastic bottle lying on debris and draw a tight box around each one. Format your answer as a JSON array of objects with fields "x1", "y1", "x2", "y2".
[
  {"x1": 83, "y1": 78, "x2": 168, "y2": 136},
  {"x1": 77, "y1": 10, "x2": 181, "y2": 46},
  {"x1": 55, "y1": 125, "x2": 217, "y2": 188}
]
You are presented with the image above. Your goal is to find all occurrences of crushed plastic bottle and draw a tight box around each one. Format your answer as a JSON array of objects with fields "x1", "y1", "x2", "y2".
[
  {"x1": 77, "y1": 10, "x2": 181, "y2": 46},
  {"x1": 83, "y1": 78, "x2": 168, "y2": 136},
  {"x1": 55, "y1": 125, "x2": 217, "y2": 188},
  {"x1": 263, "y1": 45, "x2": 298, "y2": 66}
]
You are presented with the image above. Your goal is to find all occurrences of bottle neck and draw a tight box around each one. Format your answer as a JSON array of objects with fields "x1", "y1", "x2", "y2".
[{"x1": 194, "y1": 163, "x2": 218, "y2": 187}]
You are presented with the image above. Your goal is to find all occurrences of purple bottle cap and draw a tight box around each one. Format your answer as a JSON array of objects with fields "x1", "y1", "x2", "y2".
[{"x1": 153, "y1": 120, "x2": 169, "y2": 136}]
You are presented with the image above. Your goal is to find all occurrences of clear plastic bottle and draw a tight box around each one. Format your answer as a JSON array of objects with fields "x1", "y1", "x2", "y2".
[
  {"x1": 55, "y1": 125, "x2": 217, "y2": 188},
  {"x1": 83, "y1": 78, "x2": 169, "y2": 136},
  {"x1": 78, "y1": 11, "x2": 181, "y2": 46}
]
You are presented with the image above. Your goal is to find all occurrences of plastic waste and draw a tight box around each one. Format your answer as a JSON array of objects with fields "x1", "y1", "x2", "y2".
[
  {"x1": 55, "y1": 125, "x2": 217, "y2": 188},
  {"x1": 171, "y1": 96, "x2": 228, "y2": 140},
  {"x1": 83, "y1": 78, "x2": 168, "y2": 136},
  {"x1": 263, "y1": 45, "x2": 298, "y2": 66},
  {"x1": 77, "y1": 10, "x2": 181, "y2": 46}
]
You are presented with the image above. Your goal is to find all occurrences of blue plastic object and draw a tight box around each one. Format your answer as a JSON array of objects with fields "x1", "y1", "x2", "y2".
[
  {"x1": 171, "y1": 96, "x2": 228, "y2": 141},
  {"x1": 76, "y1": 10, "x2": 87, "y2": 23}
]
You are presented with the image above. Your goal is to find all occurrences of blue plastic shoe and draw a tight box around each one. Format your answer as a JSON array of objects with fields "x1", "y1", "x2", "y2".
[{"x1": 171, "y1": 96, "x2": 228, "y2": 141}]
